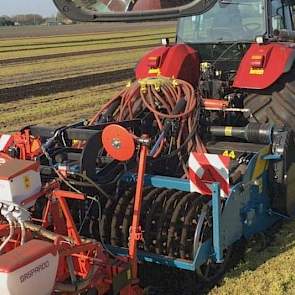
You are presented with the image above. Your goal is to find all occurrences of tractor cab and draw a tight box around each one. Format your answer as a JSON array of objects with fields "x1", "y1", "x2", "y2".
[
  {"x1": 178, "y1": 0, "x2": 295, "y2": 43},
  {"x1": 54, "y1": 0, "x2": 295, "y2": 37},
  {"x1": 177, "y1": 0, "x2": 295, "y2": 71},
  {"x1": 54, "y1": 0, "x2": 295, "y2": 75}
]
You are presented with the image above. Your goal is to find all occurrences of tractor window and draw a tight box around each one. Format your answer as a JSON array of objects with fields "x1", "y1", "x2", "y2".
[
  {"x1": 72, "y1": 0, "x2": 194, "y2": 12},
  {"x1": 177, "y1": 0, "x2": 265, "y2": 43},
  {"x1": 271, "y1": 0, "x2": 294, "y2": 31}
]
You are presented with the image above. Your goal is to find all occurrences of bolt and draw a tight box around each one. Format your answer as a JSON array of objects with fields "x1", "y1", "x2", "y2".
[
  {"x1": 8, "y1": 205, "x2": 15, "y2": 213},
  {"x1": 112, "y1": 138, "x2": 121, "y2": 149}
]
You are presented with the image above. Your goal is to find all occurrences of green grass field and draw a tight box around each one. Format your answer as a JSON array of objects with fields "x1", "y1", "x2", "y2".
[
  {"x1": 0, "y1": 49, "x2": 146, "y2": 87},
  {"x1": 209, "y1": 219, "x2": 295, "y2": 295},
  {"x1": 0, "y1": 31, "x2": 175, "y2": 59},
  {"x1": 0, "y1": 24, "x2": 175, "y2": 132},
  {"x1": 0, "y1": 82, "x2": 126, "y2": 132}
]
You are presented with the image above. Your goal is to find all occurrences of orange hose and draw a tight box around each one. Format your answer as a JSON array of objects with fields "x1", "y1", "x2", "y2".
[{"x1": 83, "y1": 77, "x2": 205, "y2": 177}]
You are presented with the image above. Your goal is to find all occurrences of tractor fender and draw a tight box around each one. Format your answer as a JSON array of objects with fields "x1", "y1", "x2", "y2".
[
  {"x1": 135, "y1": 44, "x2": 201, "y2": 87},
  {"x1": 233, "y1": 42, "x2": 295, "y2": 90}
]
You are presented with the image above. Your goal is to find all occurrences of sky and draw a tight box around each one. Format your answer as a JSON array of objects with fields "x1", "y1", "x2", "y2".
[{"x1": 2, "y1": 0, "x2": 57, "y2": 17}]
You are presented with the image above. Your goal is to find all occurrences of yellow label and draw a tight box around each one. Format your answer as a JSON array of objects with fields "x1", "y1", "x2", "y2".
[
  {"x1": 223, "y1": 150, "x2": 236, "y2": 159},
  {"x1": 252, "y1": 146, "x2": 270, "y2": 180},
  {"x1": 249, "y1": 68, "x2": 264, "y2": 75},
  {"x1": 229, "y1": 150, "x2": 236, "y2": 159},
  {"x1": 251, "y1": 55, "x2": 263, "y2": 60},
  {"x1": 148, "y1": 68, "x2": 161, "y2": 75},
  {"x1": 224, "y1": 126, "x2": 233, "y2": 136},
  {"x1": 23, "y1": 175, "x2": 31, "y2": 190}
]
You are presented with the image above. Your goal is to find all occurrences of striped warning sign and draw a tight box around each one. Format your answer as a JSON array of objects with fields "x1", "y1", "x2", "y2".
[
  {"x1": 0, "y1": 134, "x2": 13, "y2": 152},
  {"x1": 188, "y1": 152, "x2": 231, "y2": 197}
]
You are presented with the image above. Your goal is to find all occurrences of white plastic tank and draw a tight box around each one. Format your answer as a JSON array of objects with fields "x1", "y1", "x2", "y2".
[{"x1": 0, "y1": 239, "x2": 59, "y2": 295}]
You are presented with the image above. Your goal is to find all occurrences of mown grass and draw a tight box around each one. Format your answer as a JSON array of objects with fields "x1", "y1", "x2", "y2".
[
  {"x1": 0, "y1": 26, "x2": 175, "y2": 87},
  {"x1": 0, "y1": 29, "x2": 175, "y2": 60},
  {"x1": 0, "y1": 31, "x2": 174, "y2": 50},
  {"x1": 0, "y1": 47, "x2": 149, "y2": 87},
  {"x1": 0, "y1": 26, "x2": 174, "y2": 47},
  {"x1": 209, "y1": 219, "x2": 295, "y2": 295},
  {"x1": 0, "y1": 80, "x2": 127, "y2": 132},
  {"x1": 0, "y1": 25, "x2": 176, "y2": 129}
]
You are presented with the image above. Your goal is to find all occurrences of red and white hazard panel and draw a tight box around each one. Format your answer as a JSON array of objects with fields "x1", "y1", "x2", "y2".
[
  {"x1": 0, "y1": 134, "x2": 13, "y2": 152},
  {"x1": 188, "y1": 152, "x2": 231, "y2": 197}
]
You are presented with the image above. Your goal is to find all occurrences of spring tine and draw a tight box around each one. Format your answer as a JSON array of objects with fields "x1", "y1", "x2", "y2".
[{"x1": 155, "y1": 191, "x2": 184, "y2": 255}]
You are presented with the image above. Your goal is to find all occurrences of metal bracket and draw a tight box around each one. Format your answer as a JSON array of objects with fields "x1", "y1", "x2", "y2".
[
  {"x1": 130, "y1": 226, "x2": 143, "y2": 241},
  {"x1": 262, "y1": 154, "x2": 282, "y2": 160},
  {"x1": 212, "y1": 182, "x2": 224, "y2": 263}
]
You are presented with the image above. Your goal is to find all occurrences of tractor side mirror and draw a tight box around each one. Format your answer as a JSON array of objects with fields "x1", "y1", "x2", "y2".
[{"x1": 53, "y1": 0, "x2": 217, "y2": 22}]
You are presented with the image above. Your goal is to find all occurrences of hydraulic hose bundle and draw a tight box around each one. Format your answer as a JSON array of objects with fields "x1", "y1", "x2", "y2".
[{"x1": 90, "y1": 77, "x2": 204, "y2": 176}]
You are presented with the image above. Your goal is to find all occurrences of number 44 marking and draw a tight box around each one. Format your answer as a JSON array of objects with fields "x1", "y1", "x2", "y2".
[{"x1": 223, "y1": 150, "x2": 236, "y2": 160}]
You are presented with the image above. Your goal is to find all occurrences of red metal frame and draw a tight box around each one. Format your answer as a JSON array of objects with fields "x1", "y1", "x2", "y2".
[
  {"x1": 129, "y1": 140, "x2": 148, "y2": 279},
  {"x1": 53, "y1": 190, "x2": 83, "y2": 245},
  {"x1": 0, "y1": 125, "x2": 147, "y2": 294},
  {"x1": 0, "y1": 129, "x2": 42, "y2": 160}
]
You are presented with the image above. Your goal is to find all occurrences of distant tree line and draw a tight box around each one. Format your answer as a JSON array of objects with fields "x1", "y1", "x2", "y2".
[
  {"x1": 0, "y1": 13, "x2": 72, "y2": 26},
  {"x1": 0, "y1": 16, "x2": 15, "y2": 26},
  {"x1": 12, "y1": 14, "x2": 45, "y2": 25},
  {"x1": 0, "y1": 14, "x2": 45, "y2": 26}
]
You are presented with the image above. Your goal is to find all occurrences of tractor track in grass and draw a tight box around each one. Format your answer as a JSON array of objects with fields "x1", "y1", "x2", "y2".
[
  {"x1": 0, "y1": 43, "x2": 157, "y2": 66},
  {"x1": 0, "y1": 67, "x2": 134, "y2": 103}
]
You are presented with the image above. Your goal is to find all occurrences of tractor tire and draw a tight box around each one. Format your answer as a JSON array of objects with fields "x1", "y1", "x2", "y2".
[{"x1": 243, "y1": 66, "x2": 295, "y2": 131}]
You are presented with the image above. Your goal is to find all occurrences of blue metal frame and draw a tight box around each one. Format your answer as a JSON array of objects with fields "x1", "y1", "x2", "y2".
[
  {"x1": 116, "y1": 144, "x2": 286, "y2": 272},
  {"x1": 122, "y1": 172, "x2": 191, "y2": 192},
  {"x1": 109, "y1": 182, "x2": 225, "y2": 271},
  {"x1": 263, "y1": 154, "x2": 282, "y2": 161},
  {"x1": 108, "y1": 239, "x2": 212, "y2": 271},
  {"x1": 212, "y1": 183, "x2": 223, "y2": 263}
]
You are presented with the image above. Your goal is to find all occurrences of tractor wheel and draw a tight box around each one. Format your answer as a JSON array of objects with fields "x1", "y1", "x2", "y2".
[{"x1": 243, "y1": 66, "x2": 295, "y2": 131}]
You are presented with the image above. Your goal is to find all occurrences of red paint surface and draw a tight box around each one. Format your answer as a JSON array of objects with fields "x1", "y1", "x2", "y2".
[
  {"x1": 0, "y1": 239, "x2": 56, "y2": 273},
  {"x1": 234, "y1": 43, "x2": 295, "y2": 89},
  {"x1": 136, "y1": 44, "x2": 200, "y2": 87},
  {"x1": 0, "y1": 158, "x2": 39, "y2": 180},
  {"x1": 102, "y1": 124, "x2": 135, "y2": 162}
]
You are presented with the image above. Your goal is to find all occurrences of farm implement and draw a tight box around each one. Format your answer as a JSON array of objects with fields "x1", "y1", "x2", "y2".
[{"x1": 1, "y1": 0, "x2": 295, "y2": 294}]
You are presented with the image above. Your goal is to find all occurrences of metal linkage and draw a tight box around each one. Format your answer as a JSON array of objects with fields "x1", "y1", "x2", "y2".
[
  {"x1": 129, "y1": 137, "x2": 149, "y2": 278},
  {"x1": 0, "y1": 201, "x2": 31, "y2": 251}
]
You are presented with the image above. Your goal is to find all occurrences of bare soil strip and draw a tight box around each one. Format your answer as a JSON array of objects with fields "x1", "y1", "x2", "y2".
[
  {"x1": 0, "y1": 43, "x2": 157, "y2": 65},
  {"x1": 0, "y1": 68, "x2": 134, "y2": 103}
]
